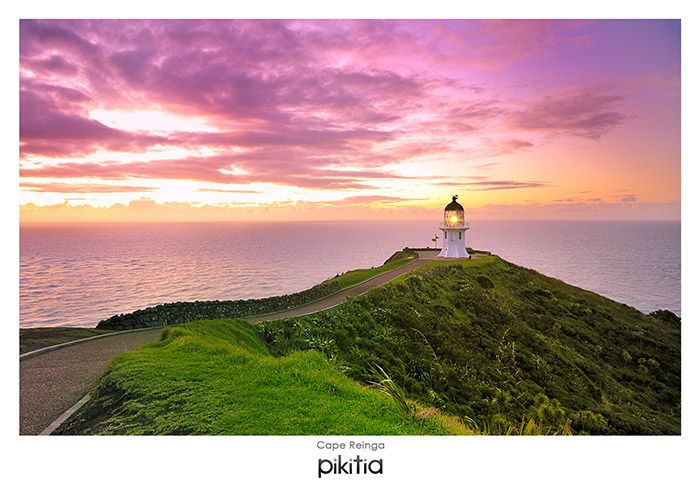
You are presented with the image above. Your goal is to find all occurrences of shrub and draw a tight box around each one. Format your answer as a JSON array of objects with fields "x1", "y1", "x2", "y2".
[
  {"x1": 649, "y1": 309, "x2": 681, "y2": 329},
  {"x1": 97, "y1": 281, "x2": 341, "y2": 330},
  {"x1": 476, "y1": 275, "x2": 495, "y2": 289}
]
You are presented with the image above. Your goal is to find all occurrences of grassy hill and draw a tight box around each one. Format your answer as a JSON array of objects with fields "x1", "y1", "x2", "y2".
[
  {"x1": 323, "y1": 248, "x2": 416, "y2": 289},
  {"x1": 59, "y1": 254, "x2": 680, "y2": 435},
  {"x1": 259, "y1": 256, "x2": 680, "y2": 435},
  {"x1": 58, "y1": 319, "x2": 471, "y2": 435}
]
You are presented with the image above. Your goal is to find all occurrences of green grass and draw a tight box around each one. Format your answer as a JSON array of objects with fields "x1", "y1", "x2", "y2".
[
  {"x1": 20, "y1": 327, "x2": 123, "y2": 354},
  {"x1": 58, "y1": 319, "x2": 472, "y2": 435},
  {"x1": 325, "y1": 250, "x2": 416, "y2": 289},
  {"x1": 55, "y1": 252, "x2": 679, "y2": 436},
  {"x1": 261, "y1": 255, "x2": 681, "y2": 435}
]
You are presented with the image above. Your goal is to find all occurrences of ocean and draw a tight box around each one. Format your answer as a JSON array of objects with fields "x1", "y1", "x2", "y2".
[{"x1": 19, "y1": 220, "x2": 681, "y2": 328}]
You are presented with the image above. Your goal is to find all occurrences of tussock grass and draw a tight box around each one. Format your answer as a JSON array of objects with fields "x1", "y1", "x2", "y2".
[{"x1": 369, "y1": 363, "x2": 413, "y2": 416}]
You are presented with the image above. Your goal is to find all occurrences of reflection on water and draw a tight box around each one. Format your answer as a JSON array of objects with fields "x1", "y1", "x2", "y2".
[{"x1": 20, "y1": 220, "x2": 681, "y2": 328}]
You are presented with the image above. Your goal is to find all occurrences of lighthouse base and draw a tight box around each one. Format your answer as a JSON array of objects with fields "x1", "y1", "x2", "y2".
[
  {"x1": 438, "y1": 228, "x2": 470, "y2": 259},
  {"x1": 438, "y1": 245, "x2": 470, "y2": 259}
]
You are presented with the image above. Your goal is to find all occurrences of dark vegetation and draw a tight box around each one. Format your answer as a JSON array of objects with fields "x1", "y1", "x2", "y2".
[
  {"x1": 96, "y1": 280, "x2": 342, "y2": 330},
  {"x1": 385, "y1": 249, "x2": 418, "y2": 264},
  {"x1": 259, "y1": 256, "x2": 681, "y2": 435},
  {"x1": 649, "y1": 309, "x2": 681, "y2": 329},
  {"x1": 20, "y1": 327, "x2": 118, "y2": 354}
]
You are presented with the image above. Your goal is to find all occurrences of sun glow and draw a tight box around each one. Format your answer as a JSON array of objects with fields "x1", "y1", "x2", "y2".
[
  {"x1": 21, "y1": 146, "x2": 218, "y2": 169},
  {"x1": 89, "y1": 108, "x2": 219, "y2": 133}
]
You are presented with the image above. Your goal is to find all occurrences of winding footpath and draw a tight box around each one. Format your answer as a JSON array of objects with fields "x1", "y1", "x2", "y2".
[{"x1": 20, "y1": 251, "x2": 440, "y2": 435}]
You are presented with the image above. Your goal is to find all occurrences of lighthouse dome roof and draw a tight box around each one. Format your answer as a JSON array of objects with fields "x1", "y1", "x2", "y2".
[{"x1": 444, "y1": 195, "x2": 464, "y2": 212}]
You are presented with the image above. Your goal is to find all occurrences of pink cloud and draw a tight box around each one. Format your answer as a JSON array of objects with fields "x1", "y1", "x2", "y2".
[
  {"x1": 20, "y1": 154, "x2": 415, "y2": 190},
  {"x1": 20, "y1": 182, "x2": 157, "y2": 193},
  {"x1": 19, "y1": 20, "x2": 680, "y2": 220},
  {"x1": 23, "y1": 55, "x2": 79, "y2": 76},
  {"x1": 506, "y1": 87, "x2": 626, "y2": 139}
]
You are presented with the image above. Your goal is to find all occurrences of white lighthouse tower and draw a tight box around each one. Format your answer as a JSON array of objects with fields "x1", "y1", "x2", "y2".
[{"x1": 438, "y1": 195, "x2": 470, "y2": 259}]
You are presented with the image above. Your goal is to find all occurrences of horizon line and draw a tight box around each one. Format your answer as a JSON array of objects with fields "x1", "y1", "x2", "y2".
[{"x1": 18, "y1": 217, "x2": 682, "y2": 224}]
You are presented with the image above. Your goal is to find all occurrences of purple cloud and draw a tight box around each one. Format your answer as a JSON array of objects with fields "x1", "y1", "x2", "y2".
[{"x1": 507, "y1": 87, "x2": 626, "y2": 139}]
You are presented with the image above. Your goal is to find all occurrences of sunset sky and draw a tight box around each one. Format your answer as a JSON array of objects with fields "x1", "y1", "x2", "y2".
[{"x1": 19, "y1": 19, "x2": 680, "y2": 222}]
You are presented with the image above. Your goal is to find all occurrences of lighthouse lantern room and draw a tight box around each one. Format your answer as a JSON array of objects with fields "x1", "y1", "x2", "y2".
[{"x1": 438, "y1": 195, "x2": 470, "y2": 259}]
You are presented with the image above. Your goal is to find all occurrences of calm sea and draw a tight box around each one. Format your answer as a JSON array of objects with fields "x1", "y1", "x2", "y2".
[{"x1": 19, "y1": 220, "x2": 681, "y2": 328}]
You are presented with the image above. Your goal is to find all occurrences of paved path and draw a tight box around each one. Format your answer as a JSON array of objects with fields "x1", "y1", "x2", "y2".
[
  {"x1": 19, "y1": 251, "x2": 440, "y2": 435},
  {"x1": 20, "y1": 328, "x2": 164, "y2": 435},
  {"x1": 247, "y1": 251, "x2": 437, "y2": 323}
]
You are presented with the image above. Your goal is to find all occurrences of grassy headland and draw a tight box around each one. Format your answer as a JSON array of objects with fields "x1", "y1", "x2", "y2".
[
  {"x1": 260, "y1": 255, "x2": 680, "y2": 435},
  {"x1": 56, "y1": 253, "x2": 680, "y2": 435}
]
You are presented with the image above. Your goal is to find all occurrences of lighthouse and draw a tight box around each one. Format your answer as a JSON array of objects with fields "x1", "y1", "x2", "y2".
[{"x1": 438, "y1": 195, "x2": 470, "y2": 259}]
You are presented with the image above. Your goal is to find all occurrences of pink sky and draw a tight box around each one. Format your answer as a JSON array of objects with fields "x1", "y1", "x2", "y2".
[{"x1": 19, "y1": 19, "x2": 680, "y2": 222}]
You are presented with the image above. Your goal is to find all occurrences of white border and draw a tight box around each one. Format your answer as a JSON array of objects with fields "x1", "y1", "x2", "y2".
[{"x1": 4, "y1": 2, "x2": 697, "y2": 496}]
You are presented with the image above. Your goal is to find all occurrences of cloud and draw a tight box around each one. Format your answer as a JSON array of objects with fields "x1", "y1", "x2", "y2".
[
  {"x1": 21, "y1": 21, "x2": 100, "y2": 61},
  {"x1": 23, "y1": 55, "x2": 79, "y2": 76},
  {"x1": 551, "y1": 197, "x2": 603, "y2": 203},
  {"x1": 18, "y1": 20, "x2": 604, "y2": 170},
  {"x1": 471, "y1": 162, "x2": 499, "y2": 172},
  {"x1": 20, "y1": 89, "x2": 167, "y2": 157},
  {"x1": 18, "y1": 20, "x2": 679, "y2": 217},
  {"x1": 507, "y1": 87, "x2": 626, "y2": 139},
  {"x1": 20, "y1": 197, "x2": 681, "y2": 223},
  {"x1": 468, "y1": 200, "x2": 679, "y2": 220},
  {"x1": 196, "y1": 188, "x2": 261, "y2": 194},
  {"x1": 20, "y1": 152, "x2": 425, "y2": 191},
  {"x1": 323, "y1": 195, "x2": 423, "y2": 205},
  {"x1": 495, "y1": 139, "x2": 534, "y2": 155},
  {"x1": 435, "y1": 179, "x2": 549, "y2": 191},
  {"x1": 403, "y1": 20, "x2": 592, "y2": 70},
  {"x1": 20, "y1": 182, "x2": 157, "y2": 193}
]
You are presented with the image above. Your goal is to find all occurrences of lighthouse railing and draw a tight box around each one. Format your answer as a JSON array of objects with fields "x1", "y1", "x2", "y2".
[{"x1": 439, "y1": 222, "x2": 470, "y2": 230}]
